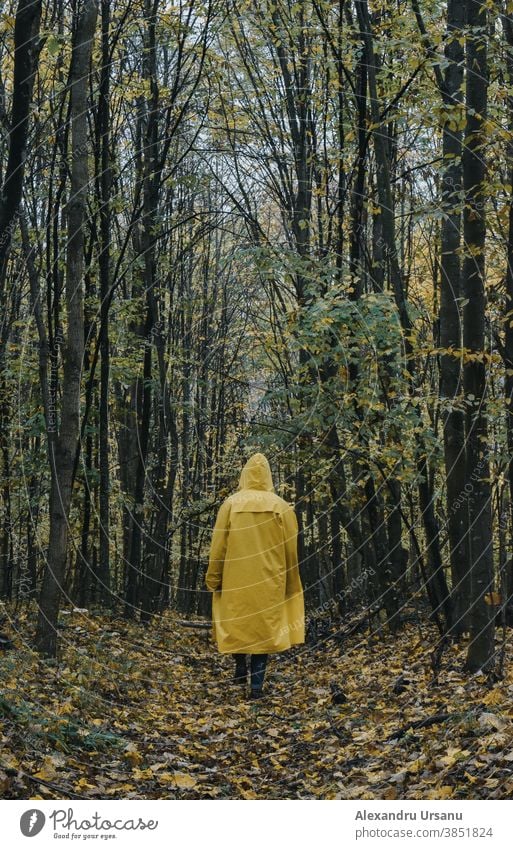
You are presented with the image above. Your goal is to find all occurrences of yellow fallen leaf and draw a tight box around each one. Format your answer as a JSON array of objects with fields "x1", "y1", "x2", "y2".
[
  {"x1": 172, "y1": 772, "x2": 198, "y2": 789},
  {"x1": 440, "y1": 747, "x2": 470, "y2": 767},
  {"x1": 407, "y1": 758, "x2": 425, "y2": 773},
  {"x1": 56, "y1": 701, "x2": 74, "y2": 716},
  {"x1": 34, "y1": 757, "x2": 59, "y2": 782},
  {"x1": 123, "y1": 743, "x2": 143, "y2": 766},
  {"x1": 482, "y1": 689, "x2": 505, "y2": 706},
  {"x1": 240, "y1": 788, "x2": 258, "y2": 799},
  {"x1": 431, "y1": 786, "x2": 453, "y2": 799},
  {"x1": 1, "y1": 752, "x2": 19, "y2": 770},
  {"x1": 433, "y1": 784, "x2": 454, "y2": 799},
  {"x1": 157, "y1": 771, "x2": 198, "y2": 789},
  {"x1": 74, "y1": 778, "x2": 97, "y2": 791},
  {"x1": 131, "y1": 767, "x2": 154, "y2": 780}
]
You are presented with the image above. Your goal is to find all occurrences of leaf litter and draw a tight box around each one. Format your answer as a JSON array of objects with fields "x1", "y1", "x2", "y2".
[{"x1": 1, "y1": 607, "x2": 513, "y2": 799}]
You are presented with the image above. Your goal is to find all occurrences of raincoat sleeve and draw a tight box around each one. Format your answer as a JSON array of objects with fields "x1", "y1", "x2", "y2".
[
  {"x1": 205, "y1": 499, "x2": 231, "y2": 591},
  {"x1": 283, "y1": 505, "x2": 302, "y2": 596}
]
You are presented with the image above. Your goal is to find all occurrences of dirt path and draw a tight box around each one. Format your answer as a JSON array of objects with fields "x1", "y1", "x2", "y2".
[{"x1": 1, "y1": 609, "x2": 513, "y2": 799}]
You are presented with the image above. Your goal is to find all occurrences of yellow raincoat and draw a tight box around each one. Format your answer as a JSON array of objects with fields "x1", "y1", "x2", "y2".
[{"x1": 205, "y1": 453, "x2": 305, "y2": 654}]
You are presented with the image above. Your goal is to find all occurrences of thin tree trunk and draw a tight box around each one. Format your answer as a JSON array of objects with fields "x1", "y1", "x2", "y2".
[
  {"x1": 0, "y1": 0, "x2": 42, "y2": 276},
  {"x1": 0, "y1": 0, "x2": 42, "y2": 602},
  {"x1": 125, "y1": 0, "x2": 161, "y2": 618},
  {"x1": 438, "y1": 0, "x2": 467, "y2": 636},
  {"x1": 35, "y1": 0, "x2": 98, "y2": 657},
  {"x1": 463, "y1": 0, "x2": 494, "y2": 672},
  {"x1": 501, "y1": 6, "x2": 513, "y2": 616},
  {"x1": 98, "y1": 0, "x2": 112, "y2": 604},
  {"x1": 413, "y1": 0, "x2": 467, "y2": 635}
]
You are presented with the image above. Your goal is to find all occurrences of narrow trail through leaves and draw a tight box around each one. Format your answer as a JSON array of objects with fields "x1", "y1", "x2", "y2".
[{"x1": 2, "y1": 608, "x2": 513, "y2": 799}]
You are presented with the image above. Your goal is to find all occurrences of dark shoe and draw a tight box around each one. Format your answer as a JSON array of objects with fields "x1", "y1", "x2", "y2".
[
  {"x1": 250, "y1": 654, "x2": 268, "y2": 692},
  {"x1": 232, "y1": 672, "x2": 247, "y2": 686},
  {"x1": 249, "y1": 688, "x2": 264, "y2": 700}
]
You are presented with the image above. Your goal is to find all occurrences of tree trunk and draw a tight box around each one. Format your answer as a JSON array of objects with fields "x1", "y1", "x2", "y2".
[
  {"x1": 0, "y1": 0, "x2": 42, "y2": 603},
  {"x1": 501, "y1": 5, "x2": 513, "y2": 617},
  {"x1": 462, "y1": 0, "x2": 494, "y2": 672},
  {"x1": 356, "y1": 0, "x2": 451, "y2": 629},
  {"x1": 0, "y1": 0, "x2": 42, "y2": 276},
  {"x1": 35, "y1": 0, "x2": 98, "y2": 657},
  {"x1": 435, "y1": 0, "x2": 467, "y2": 635},
  {"x1": 98, "y1": 0, "x2": 112, "y2": 604}
]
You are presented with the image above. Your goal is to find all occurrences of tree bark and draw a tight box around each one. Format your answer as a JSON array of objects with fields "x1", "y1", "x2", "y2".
[
  {"x1": 435, "y1": 0, "x2": 468, "y2": 635},
  {"x1": 0, "y1": 0, "x2": 42, "y2": 602},
  {"x1": 462, "y1": 0, "x2": 494, "y2": 672},
  {"x1": 501, "y1": 4, "x2": 513, "y2": 617},
  {"x1": 98, "y1": 0, "x2": 112, "y2": 604},
  {"x1": 35, "y1": 0, "x2": 98, "y2": 657},
  {"x1": 0, "y1": 0, "x2": 42, "y2": 276}
]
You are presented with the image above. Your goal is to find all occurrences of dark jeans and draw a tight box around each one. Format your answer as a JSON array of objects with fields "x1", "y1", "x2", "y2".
[{"x1": 233, "y1": 653, "x2": 268, "y2": 691}]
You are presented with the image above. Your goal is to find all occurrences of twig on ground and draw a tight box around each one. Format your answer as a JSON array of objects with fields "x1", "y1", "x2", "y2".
[
  {"x1": 385, "y1": 712, "x2": 453, "y2": 742},
  {"x1": 2, "y1": 763, "x2": 85, "y2": 799}
]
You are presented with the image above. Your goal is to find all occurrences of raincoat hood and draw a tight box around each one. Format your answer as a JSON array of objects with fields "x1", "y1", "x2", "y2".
[{"x1": 238, "y1": 453, "x2": 274, "y2": 492}]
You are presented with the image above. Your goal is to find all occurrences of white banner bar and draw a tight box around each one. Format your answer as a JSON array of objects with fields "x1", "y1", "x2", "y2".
[{"x1": 1, "y1": 799, "x2": 511, "y2": 849}]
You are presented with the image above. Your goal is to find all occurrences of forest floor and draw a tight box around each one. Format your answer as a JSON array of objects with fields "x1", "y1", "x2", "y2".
[{"x1": 1, "y1": 604, "x2": 513, "y2": 799}]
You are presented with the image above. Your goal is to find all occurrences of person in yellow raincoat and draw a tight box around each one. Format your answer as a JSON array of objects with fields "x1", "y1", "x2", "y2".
[{"x1": 205, "y1": 452, "x2": 305, "y2": 698}]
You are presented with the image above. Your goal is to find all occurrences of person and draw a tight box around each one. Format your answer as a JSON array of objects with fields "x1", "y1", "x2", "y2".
[{"x1": 205, "y1": 452, "x2": 305, "y2": 699}]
